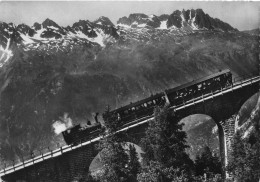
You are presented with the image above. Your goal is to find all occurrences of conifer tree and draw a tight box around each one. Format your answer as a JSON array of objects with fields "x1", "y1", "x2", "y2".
[
  {"x1": 138, "y1": 105, "x2": 193, "y2": 182},
  {"x1": 95, "y1": 106, "x2": 129, "y2": 182},
  {"x1": 227, "y1": 129, "x2": 260, "y2": 182},
  {"x1": 128, "y1": 144, "x2": 141, "y2": 182},
  {"x1": 194, "y1": 146, "x2": 221, "y2": 177},
  {"x1": 227, "y1": 105, "x2": 260, "y2": 181}
]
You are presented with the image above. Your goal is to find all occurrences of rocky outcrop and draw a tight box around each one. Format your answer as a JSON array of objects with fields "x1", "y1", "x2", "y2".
[{"x1": 167, "y1": 10, "x2": 182, "y2": 28}]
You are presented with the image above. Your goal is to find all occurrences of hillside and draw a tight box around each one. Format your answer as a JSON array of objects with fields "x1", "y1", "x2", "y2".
[{"x1": 0, "y1": 9, "x2": 258, "y2": 166}]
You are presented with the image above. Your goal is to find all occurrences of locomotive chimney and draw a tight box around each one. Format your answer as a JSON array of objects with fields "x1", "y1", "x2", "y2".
[
  {"x1": 87, "y1": 120, "x2": 91, "y2": 125},
  {"x1": 92, "y1": 112, "x2": 99, "y2": 124}
]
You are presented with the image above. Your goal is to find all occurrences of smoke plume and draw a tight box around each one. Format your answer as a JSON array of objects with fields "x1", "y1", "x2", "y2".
[{"x1": 52, "y1": 113, "x2": 73, "y2": 135}]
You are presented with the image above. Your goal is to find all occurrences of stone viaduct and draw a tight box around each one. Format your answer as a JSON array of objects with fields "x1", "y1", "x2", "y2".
[{"x1": 0, "y1": 75, "x2": 259, "y2": 182}]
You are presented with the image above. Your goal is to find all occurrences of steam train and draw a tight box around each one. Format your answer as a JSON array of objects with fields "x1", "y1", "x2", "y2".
[
  {"x1": 62, "y1": 123, "x2": 101, "y2": 145},
  {"x1": 62, "y1": 69, "x2": 232, "y2": 145}
]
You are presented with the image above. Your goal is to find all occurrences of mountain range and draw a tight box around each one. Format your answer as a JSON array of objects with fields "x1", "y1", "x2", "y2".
[
  {"x1": 0, "y1": 9, "x2": 258, "y2": 166},
  {"x1": 0, "y1": 9, "x2": 237, "y2": 55}
]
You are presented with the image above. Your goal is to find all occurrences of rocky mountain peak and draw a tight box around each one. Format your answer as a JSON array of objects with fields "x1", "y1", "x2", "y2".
[
  {"x1": 42, "y1": 18, "x2": 61, "y2": 29},
  {"x1": 158, "y1": 14, "x2": 169, "y2": 21},
  {"x1": 117, "y1": 13, "x2": 161, "y2": 28},
  {"x1": 72, "y1": 19, "x2": 93, "y2": 30},
  {"x1": 16, "y1": 24, "x2": 35, "y2": 36},
  {"x1": 194, "y1": 9, "x2": 237, "y2": 31},
  {"x1": 93, "y1": 16, "x2": 114, "y2": 27},
  {"x1": 129, "y1": 13, "x2": 149, "y2": 20},
  {"x1": 71, "y1": 19, "x2": 96, "y2": 37},
  {"x1": 33, "y1": 22, "x2": 42, "y2": 31},
  {"x1": 167, "y1": 10, "x2": 183, "y2": 28},
  {"x1": 116, "y1": 9, "x2": 237, "y2": 32},
  {"x1": 117, "y1": 13, "x2": 148, "y2": 25}
]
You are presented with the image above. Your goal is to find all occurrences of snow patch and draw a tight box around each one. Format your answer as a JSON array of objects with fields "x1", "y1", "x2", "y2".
[
  {"x1": 47, "y1": 26, "x2": 59, "y2": 30},
  {"x1": 190, "y1": 12, "x2": 198, "y2": 30},
  {"x1": 157, "y1": 20, "x2": 167, "y2": 29},
  {"x1": 0, "y1": 38, "x2": 13, "y2": 67},
  {"x1": 117, "y1": 23, "x2": 131, "y2": 29},
  {"x1": 92, "y1": 29, "x2": 106, "y2": 47},
  {"x1": 20, "y1": 33, "x2": 35, "y2": 45},
  {"x1": 137, "y1": 23, "x2": 147, "y2": 28},
  {"x1": 147, "y1": 14, "x2": 155, "y2": 21},
  {"x1": 32, "y1": 28, "x2": 47, "y2": 40},
  {"x1": 132, "y1": 21, "x2": 138, "y2": 25},
  {"x1": 169, "y1": 24, "x2": 178, "y2": 30},
  {"x1": 180, "y1": 13, "x2": 185, "y2": 28},
  {"x1": 74, "y1": 29, "x2": 106, "y2": 47}
]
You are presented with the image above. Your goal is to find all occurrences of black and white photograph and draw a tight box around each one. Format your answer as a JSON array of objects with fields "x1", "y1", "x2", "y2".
[{"x1": 0, "y1": 1, "x2": 259, "y2": 182}]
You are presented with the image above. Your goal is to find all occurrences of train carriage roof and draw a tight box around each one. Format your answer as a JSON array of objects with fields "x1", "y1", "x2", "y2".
[
  {"x1": 165, "y1": 69, "x2": 231, "y2": 94},
  {"x1": 110, "y1": 92, "x2": 165, "y2": 114},
  {"x1": 108, "y1": 69, "x2": 230, "y2": 115}
]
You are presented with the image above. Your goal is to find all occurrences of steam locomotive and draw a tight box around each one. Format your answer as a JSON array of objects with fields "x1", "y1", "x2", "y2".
[
  {"x1": 62, "y1": 69, "x2": 232, "y2": 145},
  {"x1": 62, "y1": 123, "x2": 101, "y2": 145}
]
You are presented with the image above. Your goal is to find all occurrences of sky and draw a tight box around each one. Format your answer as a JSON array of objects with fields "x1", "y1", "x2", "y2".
[{"x1": 0, "y1": 1, "x2": 259, "y2": 31}]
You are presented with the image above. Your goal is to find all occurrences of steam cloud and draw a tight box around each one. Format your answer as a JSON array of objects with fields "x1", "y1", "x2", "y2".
[{"x1": 52, "y1": 113, "x2": 73, "y2": 135}]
